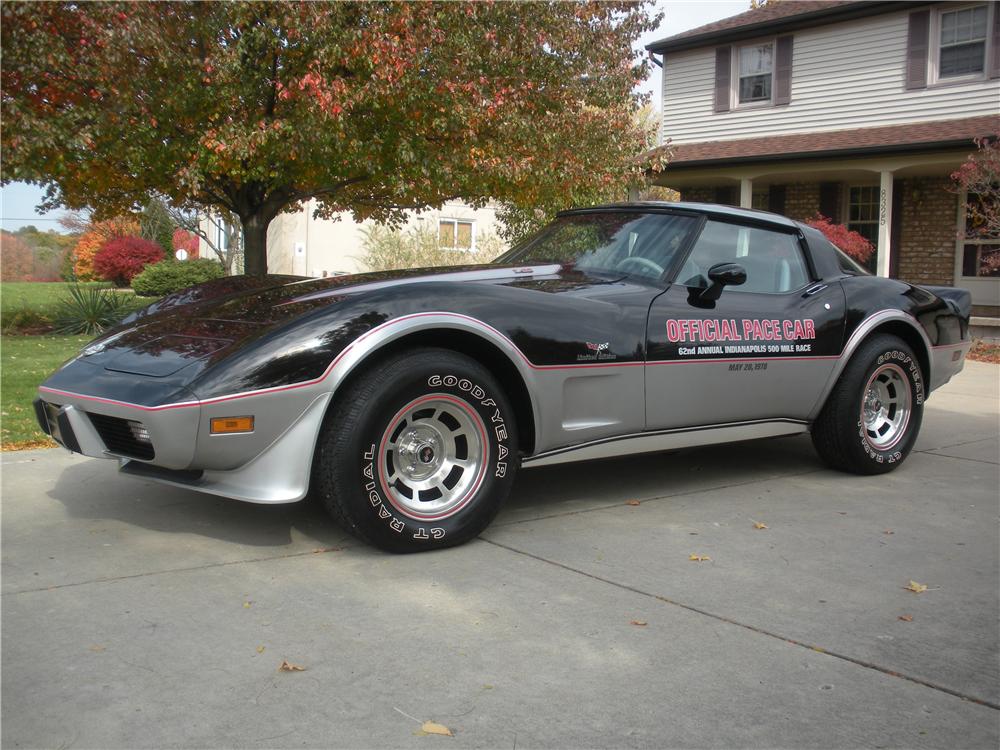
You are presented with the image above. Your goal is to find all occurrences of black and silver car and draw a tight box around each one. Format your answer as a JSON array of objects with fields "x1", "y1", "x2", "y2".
[{"x1": 35, "y1": 203, "x2": 972, "y2": 552}]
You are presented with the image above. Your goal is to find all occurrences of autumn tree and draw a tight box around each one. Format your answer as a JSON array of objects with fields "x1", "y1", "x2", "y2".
[
  {"x1": 2, "y1": 1, "x2": 660, "y2": 275},
  {"x1": 952, "y1": 137, "x2": 1000, "y2": 240}
]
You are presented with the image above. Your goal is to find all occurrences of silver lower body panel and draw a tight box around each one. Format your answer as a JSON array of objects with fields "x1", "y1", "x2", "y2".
[{"x1": 522, "y1": 418, "x2": 809, "y2": 468}]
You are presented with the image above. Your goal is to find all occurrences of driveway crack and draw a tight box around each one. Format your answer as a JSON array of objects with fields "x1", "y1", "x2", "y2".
[{"x1": 481, "y1": 537, "x2": 1000, "y2": 712}]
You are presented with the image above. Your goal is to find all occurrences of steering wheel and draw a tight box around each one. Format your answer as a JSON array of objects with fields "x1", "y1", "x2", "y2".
[{"x1": 615, "y1": 255, "x2": 664, "y2": 277}]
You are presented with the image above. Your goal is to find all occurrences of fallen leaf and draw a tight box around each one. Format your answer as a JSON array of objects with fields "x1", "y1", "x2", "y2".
[
  {"x1": 630, "y1": 620, "x2": 648, "y2": 626},
  {"x1": 752, "y1": 521, "x2": 768, "y2": 530},
  {"x1": 278, "y1": 660, "x2": 305, "y2": 672},
  {"x1": 256, "y1": 645, "x2": 265, "y2": 654},
  {"x1": 625, "y1": 499, "x2": 641, "y2": 506},
  {"x1": 419, "y1": 721, "x2": 453, "y2": 737},
  {"x1": 243, "y1": 601, "x2": 252, "y2": 608},
  {"x1": 689, "y1": 554, "x2": 711, "y2": 562},
  {"x1": 903, "y1": 580, "x2": 928, "y2": 594},
  {"x1": 898, "y1": 614, "x2": 913, "y2": 622},
  {"x1": 88, "y1": 644, "x2": 105, "y2": 652}
]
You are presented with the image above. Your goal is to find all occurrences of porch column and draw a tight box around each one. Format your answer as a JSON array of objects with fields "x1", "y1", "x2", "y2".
[
  {"x1": 739, "y1": 178, "x2": 753, "y2": 209},
  {"x1": 877, "y1": 170, "x2": 893, "y2": 278}
]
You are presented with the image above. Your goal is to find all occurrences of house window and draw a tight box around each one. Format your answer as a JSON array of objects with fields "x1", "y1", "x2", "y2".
[
  {"x1": 847, "y1": 186, "x2": 880, "y2": 273},
  {"x1": 935, "y1": 4, "x2": 990, "y2": 80},
  {"x1": 751, "y1": 190, "x2": 769, "y2": 211},
  {"x1": 439, "y1": 219, "x2": 474, "y2": 250},
  {"x1": 215, "y1": 220, "x2": 229, "y2": 252},
  {"x1": 960, "y1": 193, "x2": 1000, "y2": 278},
  {"x1": 737, "y1": 43, "x2": 773, "y2": 104}
]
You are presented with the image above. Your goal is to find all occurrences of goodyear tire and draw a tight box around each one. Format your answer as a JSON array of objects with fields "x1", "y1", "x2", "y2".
[
  {"x1": 811, "y1": 334, "x2": 925, "y2": 475},
  {"x1": 312, "y1": 347, "x2": 518, "y2": 552}
]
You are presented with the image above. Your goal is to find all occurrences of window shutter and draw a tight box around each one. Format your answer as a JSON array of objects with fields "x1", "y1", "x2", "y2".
[
  {"x1": 991, "y1": 5, "x2": 1000, "y2": 79},
  {"x1": 768, "y1": 185, "x2": 787, "y2": 215},
  {"x1": 819, "y1": 182, "x2": 840, "y2": 221},
  {"x1": 774, "y1": 36, "x2": 794, "y2": 105},
  {"x1": 905, "y1": 10, "x2": 930, "y2": 90},
  {"x1": 714, "y1": 47, "x2": 731, "y2": 113}
]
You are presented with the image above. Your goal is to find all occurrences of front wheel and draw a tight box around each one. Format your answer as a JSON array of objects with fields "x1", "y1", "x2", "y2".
[
  {"x1": 811, "y1": 334, "x2": 925, "y2": 474},
  {"x1": 312, "y1": 347, "x2": 518, "y2": 552}
]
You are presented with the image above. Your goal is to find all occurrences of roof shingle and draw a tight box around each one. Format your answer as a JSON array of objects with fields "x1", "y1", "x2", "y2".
[{"x1": 650, "y1": 116, "x2": 999, "y2": 168}]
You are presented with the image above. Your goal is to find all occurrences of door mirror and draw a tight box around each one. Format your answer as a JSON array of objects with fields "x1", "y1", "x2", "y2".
[{"x1": 697, "y1": 262, "x2": 747, "y2": 302}]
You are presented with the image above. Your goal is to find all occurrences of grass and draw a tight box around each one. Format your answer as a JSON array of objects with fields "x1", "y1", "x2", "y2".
[
  {"x1": 1, "y1": 334, "x2": 90, "y2": 449},
  {"x1": 1, "y1": 281, "x2": 146, "y2": 333}
]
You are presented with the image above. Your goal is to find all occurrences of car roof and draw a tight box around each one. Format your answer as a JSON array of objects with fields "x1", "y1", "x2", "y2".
[{"x1": 557, "y1": 201, "x2": 801, "y2": 231}]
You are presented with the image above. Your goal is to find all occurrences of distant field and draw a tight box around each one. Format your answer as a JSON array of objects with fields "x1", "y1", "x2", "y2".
[{"x1": 1, "y1": 334, "x2": 90, "y2": 448}]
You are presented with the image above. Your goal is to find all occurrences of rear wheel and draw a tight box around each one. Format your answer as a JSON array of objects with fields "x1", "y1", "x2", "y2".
[
  {"x1": 811, "y1": 334, "x2": 925, "y2": 474},
  {"x1": 312, "y1": 347, "x2": 518, "y2": 552}
]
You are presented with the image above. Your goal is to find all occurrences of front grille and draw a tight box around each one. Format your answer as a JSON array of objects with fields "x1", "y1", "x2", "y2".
[{"x1": 87, "y1": 413, "x2": 155, "y2": 460}]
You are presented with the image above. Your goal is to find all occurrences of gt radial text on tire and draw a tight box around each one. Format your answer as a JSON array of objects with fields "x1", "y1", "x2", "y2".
[
  {"x1": 811, "y1": 333, "x2": 925, "y2": 475},
  {"x1": 312, "y1": 347, "x2": 519, "y2": 552}
]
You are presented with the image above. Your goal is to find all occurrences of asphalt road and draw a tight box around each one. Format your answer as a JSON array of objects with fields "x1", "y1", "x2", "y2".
[{"x1": 2, "y1": 362, "x2": 998, "y2": 749}]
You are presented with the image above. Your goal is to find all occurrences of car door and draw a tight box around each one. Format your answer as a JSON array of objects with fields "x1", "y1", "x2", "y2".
[{"x1": 645, "y1": 217, "x2": 846, "y2": 430}]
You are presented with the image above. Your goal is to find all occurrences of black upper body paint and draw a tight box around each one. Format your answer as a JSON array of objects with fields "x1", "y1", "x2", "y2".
[{"x1": 40, "y1": 205, "x2": 970, "y2": 406}]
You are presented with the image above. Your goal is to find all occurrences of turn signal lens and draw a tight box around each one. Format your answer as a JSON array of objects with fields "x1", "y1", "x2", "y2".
[{"x1": 210, "y1": 416, "x2": 254, "y2": 434}]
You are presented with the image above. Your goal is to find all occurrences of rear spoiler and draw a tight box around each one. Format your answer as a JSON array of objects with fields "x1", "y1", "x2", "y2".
[{"x1": 922, "y1": 285, "x2": 972, "y2": 320}]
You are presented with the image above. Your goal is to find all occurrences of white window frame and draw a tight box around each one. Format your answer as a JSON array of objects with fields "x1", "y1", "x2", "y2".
[
  {"x1": 929, "y1": 2, "x2": 994, "y2": 86},
  {"x1": 843, "y1": 184, "x2": 881, "y2": 240},
  {"x1": 439, "y1": 218, "x2": 476, "y2": 251},
  {"x1": 953, "y1": 190, "x2": 1000, "y2": 306},
  {"x1": 731, "y1": 38, "x2": 775, "y2": 109}
]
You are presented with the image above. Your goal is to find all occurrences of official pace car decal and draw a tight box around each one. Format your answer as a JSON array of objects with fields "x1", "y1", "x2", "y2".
[{"x1": 665, "y1": 318, "x2": 818, "y2": 358}]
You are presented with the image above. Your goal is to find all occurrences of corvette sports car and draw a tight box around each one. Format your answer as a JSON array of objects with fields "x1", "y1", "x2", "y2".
[{"x1": 35, "y1": 202, "x2": 972, "y2": 552}]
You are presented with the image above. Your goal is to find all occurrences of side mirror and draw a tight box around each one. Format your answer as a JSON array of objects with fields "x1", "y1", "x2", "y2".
[{"x1": 699, "y1": 262, "x2": 747, "y2": 302}]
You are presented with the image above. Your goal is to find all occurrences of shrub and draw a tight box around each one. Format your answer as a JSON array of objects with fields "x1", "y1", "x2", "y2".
[
  {"x1": 93, "y1": 236, "x2": 164, "y2": 286},
  {"x1": 1, "y1": 306, "x2": 52, "y2": 335},
  {"x1": 172, "y1": 229, "x2": 200, "y2": 259},
  {"x1": 73, "y1": 217, "x2": 139, "y2": 280},
  {"x1": 132, "y1": 258, "x2": 225, "y2": 297},
  {"x1": 805, "y1": 214, "x2": 874, "y2": 263},
  {"x1": 53, "y1": 285, "x2": 131, "y2": 335},
  {"x1": 358, "y1": 223, "x2": 504, "y2": 271}
]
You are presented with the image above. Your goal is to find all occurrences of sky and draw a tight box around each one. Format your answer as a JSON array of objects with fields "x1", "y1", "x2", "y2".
[{"x1": 0, "y1": 0, "x2": 748, "y2": 234}]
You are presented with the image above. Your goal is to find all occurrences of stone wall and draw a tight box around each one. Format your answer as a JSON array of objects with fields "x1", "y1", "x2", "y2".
[
  {"x1": 896, "y1": 177, "x2": 958, "y2": 288},
  {"x1": 782, "y1": 183, "x2": 821, "y2": 221}
]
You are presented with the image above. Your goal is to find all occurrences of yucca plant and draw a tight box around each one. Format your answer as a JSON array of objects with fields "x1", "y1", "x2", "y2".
[{"x1": 53, "y1": 284, "x2": 130, "y2": 335}]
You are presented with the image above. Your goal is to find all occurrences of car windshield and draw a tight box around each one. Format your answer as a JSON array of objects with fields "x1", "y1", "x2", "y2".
[{"x1": 497, "y1": 211, "x2": 698, "y2": 280}]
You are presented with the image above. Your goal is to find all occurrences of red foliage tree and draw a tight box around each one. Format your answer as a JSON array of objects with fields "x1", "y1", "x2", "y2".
[
  {"x1": 805, "y1": 214, "x2": 875, "y2": 263},
  {"x1": 172, "y1": 229, "x2": 200, "y2": 259},
  {"x1": 93, "y1": 236, "x2": 164, "y2": 286}
]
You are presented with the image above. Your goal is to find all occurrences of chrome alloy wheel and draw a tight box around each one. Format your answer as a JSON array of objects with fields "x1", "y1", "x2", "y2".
[
  {"x1": 377, "y1": 394, "x2": 488, "y2": 519},
  {"x1": 861, "y1": 363, "x2": 911, "y2": 450}
]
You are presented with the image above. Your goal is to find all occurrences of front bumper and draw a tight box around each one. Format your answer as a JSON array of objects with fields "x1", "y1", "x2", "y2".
[{"x1": 34, "y1": 388, "x2": 332, "y2": 505}]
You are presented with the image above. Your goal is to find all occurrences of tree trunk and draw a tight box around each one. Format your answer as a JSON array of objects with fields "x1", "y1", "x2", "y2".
[{"x1": 241, "y1": 212, "x2": 270, "y2": 276}]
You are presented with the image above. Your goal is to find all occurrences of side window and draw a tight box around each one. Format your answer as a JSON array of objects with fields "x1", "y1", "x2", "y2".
[{"x1": 676, "y1": 220, "x2": 809, "y2": 294}]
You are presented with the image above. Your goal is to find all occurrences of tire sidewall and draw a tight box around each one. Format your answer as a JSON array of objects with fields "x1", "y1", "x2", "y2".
[
  {"x1": 340, "y1": 354, "x2": 517, "y2": 551},
  {"x1": 849, "y1": 340, "x2": 924, "y2": 471}
]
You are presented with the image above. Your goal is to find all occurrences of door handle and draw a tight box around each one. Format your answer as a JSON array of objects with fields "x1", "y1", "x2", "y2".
[{"x1": 802, "y1": 283, "x2": 828, "y2": 297}]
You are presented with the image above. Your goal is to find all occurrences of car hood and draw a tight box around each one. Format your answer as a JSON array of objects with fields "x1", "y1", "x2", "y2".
[{"x1": 83, "y1": 263, "x2": 570, "y2": 378}]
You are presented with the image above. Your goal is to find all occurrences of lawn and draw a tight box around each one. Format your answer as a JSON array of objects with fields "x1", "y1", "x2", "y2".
[
  {"x1": 1, "y1": 281, "x2": 147, "y2": 333},
  {"x1": 1, "y1": 334, "x2": 91, "y2": 449}
]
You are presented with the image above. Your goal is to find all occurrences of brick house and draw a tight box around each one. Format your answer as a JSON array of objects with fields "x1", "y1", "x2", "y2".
[{"x1": 646, "y1": 0, "x2": 1000, "y2": 322}]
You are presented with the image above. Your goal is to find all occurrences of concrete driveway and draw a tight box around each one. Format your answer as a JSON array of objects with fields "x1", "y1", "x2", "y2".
[{"x1": 3, "y1": 362, "x2": 998, "y2": 749}]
